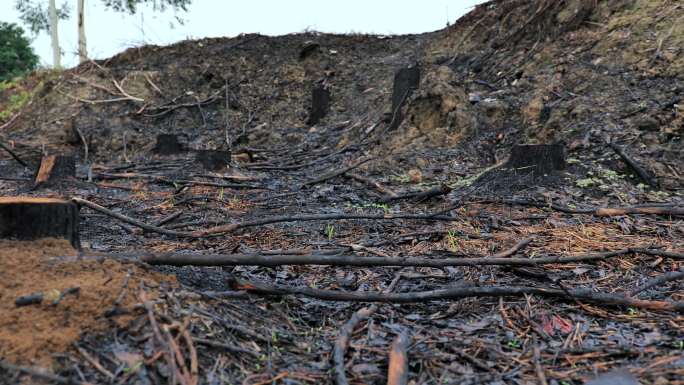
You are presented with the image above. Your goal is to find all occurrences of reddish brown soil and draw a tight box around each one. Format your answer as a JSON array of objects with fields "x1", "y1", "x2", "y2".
[{"x1": 0, "y1": 239, "x2": 174, "y2": 366}]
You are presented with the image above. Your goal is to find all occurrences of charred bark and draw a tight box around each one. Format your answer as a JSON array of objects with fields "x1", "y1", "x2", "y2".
[
  {"x1": 306, "y1": 84, "x2": 331, "y2": 125},
  {"x1": 153, "y1": 134, "x2": 186, "y2": 155},
  {"x1": 33, "y1": 155, "x2": 76, "y2": 188},
  {"x1": 507, "y1": 144, "x2": 566, "y2": 176},
  {"x1": 195, "y1": 150, "x2": 230, "y2": 171},
  {"x1": 389, "y1": 66, "x2": 420, "y2": 129},
  {"x1": 0, "y1": 197, "x2": 80, "y2": 248}
]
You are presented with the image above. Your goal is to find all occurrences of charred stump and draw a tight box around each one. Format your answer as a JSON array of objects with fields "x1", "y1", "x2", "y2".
[
  {"x1": 0, "y1": 197, "x2": 80, "y2": 248},
  {"x1": 196, "y1": 150, "x2": 230, "y2": 171},
  {"x1": 507, "y1": 144, "x2": 566, "y2": 176},
  {"x1": 389, "y1": 66, "x2": 420, "y2": 129},
  {"x1": 306, "y1": 84, "x2": 330, "y2": 125},
  {"x1": 34, "y1": 155, "x2": 76, "y2": 189},
  {"x1": 154, "y1": 134, "x2": 186, "y2": 155},
  {"x1": 299, "y1": 41, "x2": 320, "y2": 60}
]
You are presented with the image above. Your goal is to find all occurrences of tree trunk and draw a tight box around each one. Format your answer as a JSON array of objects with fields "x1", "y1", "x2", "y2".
[
  {"x1": 195, "y1": 150, "x2": 230, "y2": 171},
  {"x1": 507, "y1": 144, "x2": 566, "y2": 176},
  {"x1": 34, "y1": 155, "x2": 76, "y2": 188},
  {"x1": 77, "y1": 0, "x2": 87, "y2": 64},
  {"x1": 0, "y1": 197, "x2": 80, "y2": 249},
  {"x1": 154, "y1": 134, "x2": 186, "y2": 155},
  {"x1": 48, "y1": 0, "x2": 61, "y2": 69},
  {"x1": 306, "y1": 84, "x2": 330, "y2": 125},
  {"x1": 389, "y1": 66, "x2": 420, "y2": 129}
]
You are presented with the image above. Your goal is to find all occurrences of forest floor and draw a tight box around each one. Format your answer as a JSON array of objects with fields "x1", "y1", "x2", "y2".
[
  {"x1": 1, "y1": 0, "x2": 684, "y2": 384},
  {"x1": 0, "y1": 139, "x2": 683, "y2": 384}
]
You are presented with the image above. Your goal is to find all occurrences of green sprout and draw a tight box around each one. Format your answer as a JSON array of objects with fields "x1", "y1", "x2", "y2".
[
  {"x1": 446, "y1": 230, "x2": 459, "y2": 252},
  {"x1": 325, "y1": 224, "x2": 335, "y2": 240}
]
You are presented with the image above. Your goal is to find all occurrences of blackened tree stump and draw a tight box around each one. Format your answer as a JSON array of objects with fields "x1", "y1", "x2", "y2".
[
  {"x1": 196, "y1": 150, "x2": 230, "y2": 171},
  {"x1": 0, "y1": 197, "x2": 80, "y2": 248},
  {"x1": 299, "y1": 41, "x2": 320, "y2": 60},
  {"x1": 390, "y1": 66, "x2": 420, "y2": 129},
  {"x1": 306, "y1": 84, "x2": 330, "y2": 125},
  {"x1": 154, "y1": 134, "x2": 186, "y2": 155},
  {"x1": 507, "y1": 144, "x2": 566, "y2": 176},
  {"x1": 34, "y1": 155, "x2": 76, "y2": 189}
]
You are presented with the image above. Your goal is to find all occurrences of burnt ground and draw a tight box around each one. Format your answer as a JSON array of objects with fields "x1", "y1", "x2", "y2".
[{"x1": 1, "y1": 0, "x2": 684, "y2": 384}]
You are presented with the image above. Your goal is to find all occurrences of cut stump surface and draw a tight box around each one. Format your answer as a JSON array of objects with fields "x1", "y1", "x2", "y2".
[{"x1": 0, "y1": 197, "x2": 80, "y2": 248}]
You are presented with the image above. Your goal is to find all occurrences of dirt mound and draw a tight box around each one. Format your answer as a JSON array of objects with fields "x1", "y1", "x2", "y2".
[
  {"x1": 1, "y1": 1, "x2": 682, "y2": 193},
  {"x1": 0, "y1": 239, "x2": 174, "y2": 366},
  {"x1": 360, "y1": 0, "x2": 682, "y2": 190},
  {"x1": 1, "y1": 33, "x2": 429, "y2": 165}
]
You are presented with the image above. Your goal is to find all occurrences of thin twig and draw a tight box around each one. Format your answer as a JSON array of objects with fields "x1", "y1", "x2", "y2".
[
  {"x1": 533, "y1": 344, "x2": 548, "y2": 385},
  {"x1": 630, "y1": 269, "x2": 684, "y2": 297},
  {"x1": 74, "y1": 344, "x2": 115, "y2": 380},
  {"x1": 0, "y1": 139, "x2": 28, "y2": 167},
  {"x1": 333, "y1": 276, "x2": 400, "y2": 385},
  {"x1": 302, "y1": 157, "x2": 373, "y2": 187},
  {"x1": 0, "y1": 360, "x2": 78, "y2": 384},
  {"x1": 346, "y1": 172, "x2": 398, "y2": 198},
  {"x1": 73, "y1": 197, "x2": 195, "y2": 238}
]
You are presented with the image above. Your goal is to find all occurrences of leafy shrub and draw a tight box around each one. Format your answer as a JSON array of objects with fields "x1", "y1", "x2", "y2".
[{"x1": 0, "y1": 22, "x2": 38, "y2": 82}]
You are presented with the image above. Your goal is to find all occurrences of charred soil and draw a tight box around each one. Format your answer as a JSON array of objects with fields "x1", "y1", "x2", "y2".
[{"x1": 1, "y1": 1, "x2": 684, "y2": 384}]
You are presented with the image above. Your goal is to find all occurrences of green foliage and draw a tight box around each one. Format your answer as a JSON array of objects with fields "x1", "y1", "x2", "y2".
[
  {"x1": 0, "y1": 88, "x2": 32, "y2": 121},
  {"x1": 15, "y1": 0, "x2": 191, "y2": 36},
  {"x1": 446, "y1": 230, "x2": 459, "y2": 252},
  {"x1": 0, "y1": 22, "x2": 39, "y2": 82},
  {"x1": 14, "y1": 1, "x2": 70, "y2": 34},
  {"x1": 325, "y1": 224, "x2": 335, "y2": 240},
  {"x1": 100, "y1": 0, "x2": 191, "y2": 14}
]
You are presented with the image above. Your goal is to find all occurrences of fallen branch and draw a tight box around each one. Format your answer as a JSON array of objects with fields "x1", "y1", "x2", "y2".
[
  {"x1": 595, "y1": 206, "x2": 684, "y2": 217},
  {"x1": 0, "y1": 360, "x2": 77, "y2": 384},
  {"x1": 346, "y1": 172, "x2": 398, "y2": 198},
  {"x1": 94, "y1": 172, "x2": 263, "y2": 189},
  {"x1": 630, "y1": 269, "x2": 684, "y2": 297},
  {"x1": 387, "y1": 331, "x2": 411, "y2": 385},
  {"x1": 302, "y1": 157, "x2": 372, "y2": 187},
  {"x1": 0, "y1": 139, "x2": 29, "y2": 167},
  {"x1": 475, "y1": 198, "x2": 595, "y2": 214},
  {"x1": 479, "y1": 198, "x2": 683, "y2": 217},
  {"x1": 15, "y1": 287, "x2": 80, "y2": 307},
  {"x1": 189, "y1": 211, "x2": 458, "y2": 237},
  {"x1": 631, "y1": 248, "x2": 684, "y2": 259},
  {"x1": 493, "y1": 237, "x2": 533, "y2": 258},
  {"x1": 229, "y1": 279, "x2": 684, "y2": 311},
  {"x1": 73, "y1": 197, "x2": 195, "y2": 238},
  {"x1": 143, "y1": 87, "x2": 224, "y2": 117},
  {"x1": 381, "y1": 184, "x2": 452, "y2": 203},
  {"x1": 609, "y1": 142, "x2": 659, "y2": 188},
  {"x1": 333, "y1": 276, "x2": 400, "y2": 385},
  {"x1": 74, "y1": 197, "x2": 460, "y2": 239},
  {"x1": 139, "y1": 247, "x2": 642, "y2": 268}
]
